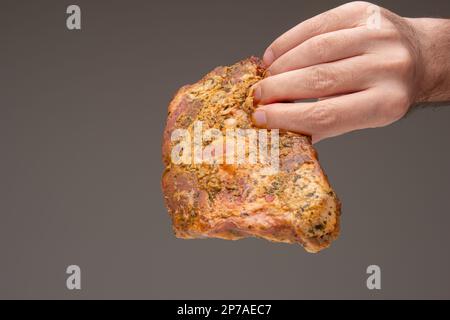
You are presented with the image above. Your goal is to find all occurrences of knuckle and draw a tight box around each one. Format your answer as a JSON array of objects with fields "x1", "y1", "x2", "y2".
[
  {"x1": 306, "y1": 66, "x2": 337, "y2": 92},
  {"x1": 264, "y1": 105, "x2": 286, "y2": 129},
  {"x1": 381, "y1": 27, "x2": 401, "y2": 40},
  {"x1": 309, "y1": 104, "x2": 337, "y2": 131},
  {"x1": 267, "y1": 42, "x2": 282, "y2": 61},
  {"x1": 349, "y1": 1, "x2": 372, "y2": 7},
  {"x1": 267, "y1": 61, "x2": 280, "y2": 75},
  {"x1": 307, "y1": 11, "x2": 340, "y2": 34},
  {"x1": 391, "y1": 92, "x2": 410, "y2": 118},
  {"x1": 268, "y1": 55, "x2": 292, "y2": 75},
  {"x1": 258, "y1": 77, "x2": 282, "y2": 104},
  {"x1": 379, "y1": 91, "x2": 410, "y2": 125},
  {"x1": 321, "y1": 11, "x2": 341, "y2": 29},
  {"x1": 270, "y1": 43, "x2": 279, "y2": 56},
  {"x1": 398, "y1": 48, "x2": 415, "y2": 70},
  {"x1": 306, "y1": 19, "x2": 326, "y2": 35},
  {"x1": 256, "y1": 79, "x2": 269, "y2": 101},
  {"x1": 383, "y1": 107, "x2": 406, "y2": 125},
  {"x1": 389, "y1": 48, "x2": 415, "y2": 76},
  {"x1": 343, "y1": 1, "x2": 372, "y2": 14},
  {"x1": 309, "y1": 37, "x2": 330, "y2": 61}
]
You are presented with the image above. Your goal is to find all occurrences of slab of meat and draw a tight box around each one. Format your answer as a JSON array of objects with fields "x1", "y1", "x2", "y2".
[{"x1": 161, "y1": 57, "x2": 341, "y2": 253}]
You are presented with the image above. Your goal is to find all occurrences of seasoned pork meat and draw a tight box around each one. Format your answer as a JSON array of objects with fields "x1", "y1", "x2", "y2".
[{"x1": 162, "y1": 57, "x2": 341, "y2": 253}]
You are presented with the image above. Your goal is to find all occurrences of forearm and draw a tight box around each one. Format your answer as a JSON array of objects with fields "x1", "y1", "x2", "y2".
[{"x1": 409, "y1": 18, "x2": 450, "y2": 103}]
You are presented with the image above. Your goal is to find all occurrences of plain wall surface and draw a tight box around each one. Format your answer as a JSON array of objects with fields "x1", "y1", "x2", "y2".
[{"x1": 1, "y1": 0, "x2": 450, "y2": 299}]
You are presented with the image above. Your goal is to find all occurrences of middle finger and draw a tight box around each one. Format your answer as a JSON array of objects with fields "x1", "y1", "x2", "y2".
[{"x1": 254, "y1": 55, "x2": 373, "y2": 104}]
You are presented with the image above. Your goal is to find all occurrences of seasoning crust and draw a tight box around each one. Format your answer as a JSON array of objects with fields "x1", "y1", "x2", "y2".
[{"x1": 162, "y1": 57, "x2": 341, "y2": 253}]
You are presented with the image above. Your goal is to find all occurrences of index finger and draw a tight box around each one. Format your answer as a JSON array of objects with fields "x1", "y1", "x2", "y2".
[{"x1": 263, "y1": 1, "x2": 370, "y2": 66}]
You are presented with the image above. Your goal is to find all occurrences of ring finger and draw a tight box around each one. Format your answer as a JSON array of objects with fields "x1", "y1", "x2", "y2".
[{"x1": 254, "y1": 55, "x2": 373, "y2": 104}]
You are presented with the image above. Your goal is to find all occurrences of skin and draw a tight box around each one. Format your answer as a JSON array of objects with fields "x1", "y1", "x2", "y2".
[{"x1": 251, "y1": 1, "x2": 450, "y2": 143}]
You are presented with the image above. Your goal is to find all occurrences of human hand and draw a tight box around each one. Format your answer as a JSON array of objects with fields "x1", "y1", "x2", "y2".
[{"x1": 252, "y1": 1, "x2": 450, "y2": 143}]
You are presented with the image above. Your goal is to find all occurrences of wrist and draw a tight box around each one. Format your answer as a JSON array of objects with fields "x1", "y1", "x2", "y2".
[{"x1": 407, "y1": 18, "x2": 450, "y2": 103}]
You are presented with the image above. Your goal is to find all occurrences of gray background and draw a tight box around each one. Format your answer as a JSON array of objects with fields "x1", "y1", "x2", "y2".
[{"x1": 1, "y1": 0, "x2": 449, "y2": 299}]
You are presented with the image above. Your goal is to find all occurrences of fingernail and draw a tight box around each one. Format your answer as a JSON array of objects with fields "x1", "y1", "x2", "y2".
[
  {"x1": 252, "y1": 85, "x2": 261, "y2": 106},
  {"x1": 263, "y1": 48, "x2": 275, "y2": 66},
  {"x1": 252, "y1": 109, "x2": 267, "y2": 127}
]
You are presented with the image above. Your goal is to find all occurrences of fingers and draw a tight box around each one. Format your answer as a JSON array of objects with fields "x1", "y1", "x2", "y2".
[
  {"x1": 253, "y1": 55, "x2": 372, "y2": 104},
  {"x1": 268, "y1": 26, "x2": 371, "y2": 75},
  {"x1": 252, "y1": 89, "x2": 388, "y2": 143},
  {"x1": 263, "y1": 1, "x2": 369, "y2": 66}
]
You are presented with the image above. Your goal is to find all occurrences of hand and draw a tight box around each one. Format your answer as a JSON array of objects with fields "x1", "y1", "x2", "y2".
[{"x1": 251, "y1": 1, "x2": 450, "y2": 143}]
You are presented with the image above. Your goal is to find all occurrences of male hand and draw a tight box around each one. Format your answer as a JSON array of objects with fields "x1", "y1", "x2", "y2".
[{"x1": 252, "y1": 1, "x2": 450, "y2": 143}]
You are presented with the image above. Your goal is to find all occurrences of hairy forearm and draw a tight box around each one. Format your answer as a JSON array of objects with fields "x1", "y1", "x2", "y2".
[{"x1": 409, "y1": 18, "x2": 450, "y2": 103}]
